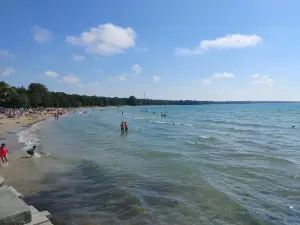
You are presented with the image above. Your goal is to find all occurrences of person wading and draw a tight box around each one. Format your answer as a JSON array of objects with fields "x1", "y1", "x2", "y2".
[{"x1": 120, "y1": 121, "x2": 125, "y2": 132}]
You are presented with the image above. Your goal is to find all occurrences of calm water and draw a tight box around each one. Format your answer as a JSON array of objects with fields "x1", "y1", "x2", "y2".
[{"x1": 6, "y1": 104, "x2": 300, "y2": 224}]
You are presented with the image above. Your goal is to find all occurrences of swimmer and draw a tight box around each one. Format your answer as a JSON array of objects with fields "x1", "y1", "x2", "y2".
[
  {"x1": 124, "y1": 122, "x2": 128, "y2": 132},
  {"x1": 27, "y1": 146, "x2": 36, "y2": 157}
]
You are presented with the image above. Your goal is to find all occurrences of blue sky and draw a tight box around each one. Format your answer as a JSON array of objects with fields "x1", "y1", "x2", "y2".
[{"x1": 0, "y1": 0, "x2": 299, "y2": 101}]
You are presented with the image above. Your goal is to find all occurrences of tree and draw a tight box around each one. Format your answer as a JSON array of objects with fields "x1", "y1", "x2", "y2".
[
  {"x1": 27, "y1": 83, "x2": 49, "y2": 107},
  {"x1": 0, "y1": 81, "x2": 214, "y2": 108},
  {"x1": 127, "y1": 96, "x2": 137, "y2": 106},
  {"x1": 0, "y1": 81, "x2": 18, "y2": 106}
]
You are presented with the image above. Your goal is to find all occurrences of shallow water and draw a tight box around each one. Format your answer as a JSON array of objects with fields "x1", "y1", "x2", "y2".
[{"x1": 3, "y1": 104, "x2": 300, "y2": 225}]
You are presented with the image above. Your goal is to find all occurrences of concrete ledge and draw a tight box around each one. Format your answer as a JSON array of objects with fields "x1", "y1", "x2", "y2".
[
  {"x1": 0, "y1": 185, "x2": 31, "y2": 225},
  {"x1": 0, "y1": 177, "x2": 4, "y2": 187},
  {"x1": 8, "y1": 186, "x2": 23, "y2": 199},
  {"x1": 29, "y1": 206, "x2": 39, "y2": 214},
  {"x1": 0, "y1": 177, "x2": 53, "y2": 225}
]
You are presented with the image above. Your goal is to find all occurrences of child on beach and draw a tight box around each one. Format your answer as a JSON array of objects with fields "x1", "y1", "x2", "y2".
[{"x1": 0, "y1": 143, "x2": 9, "y2": 166}]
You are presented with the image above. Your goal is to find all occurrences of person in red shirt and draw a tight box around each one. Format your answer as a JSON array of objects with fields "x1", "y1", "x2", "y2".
[
  {"x1": 0, "y1": 143, "x2": 9, "y2": 166},
  {"x1": 120, "y1": 121, "x2": 125, "y2": 132}
]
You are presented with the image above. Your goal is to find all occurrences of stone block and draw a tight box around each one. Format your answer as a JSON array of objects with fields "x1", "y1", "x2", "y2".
[{"x1": 0, "y1": 185, "x2": 31, "y2": 225}]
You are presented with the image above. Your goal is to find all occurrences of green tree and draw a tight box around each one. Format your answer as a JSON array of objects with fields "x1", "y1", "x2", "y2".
[
  {"x1": 27, "y1": 83, "x2": 49, "y2": 107},
  {"x1": 127, "y1": 96, "x2": 137, "y2": 106},
  {"x1": 0, "y1": 81, "x2": 18, "y2": 106}
]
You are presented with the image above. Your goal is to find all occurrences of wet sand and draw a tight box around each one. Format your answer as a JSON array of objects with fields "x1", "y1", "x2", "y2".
[{"x1": 0, "y1": 115, "x2": 50, "y2": 136}]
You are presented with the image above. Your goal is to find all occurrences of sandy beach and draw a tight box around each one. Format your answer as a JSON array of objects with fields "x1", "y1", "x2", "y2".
[{"x1": 0, "y1": 115, "x2": 51, "y2": 136}]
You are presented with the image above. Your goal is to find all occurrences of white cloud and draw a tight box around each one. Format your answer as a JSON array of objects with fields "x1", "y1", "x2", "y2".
[
  {"x1": 119, "y1": 73, "x2": 128, "y2": 81},
  {"x1": 32, "y1": 26, "x2": 52, "y2": 43},
  {"x1": 44, "y1": 71, "x2": 59, "y2": 78},
  {"x1": 252, "y1": 74, "x2": 260, "y2": 79},
  {"x1": 174, "y1": 48, "x2": 202, "y2": 56},
  {"x1": 212, "y1": 72, "x2": 235, "y2": 79},
  {"x1": 251, "y1": 74, "x2": 273, "y2": 88},
  {"x1": 77, "y1": 84, "x2": 84, "y2": 88},
  {"x1": 132, "y1": 64, "x2": 142, "y2": 75},
  {"x1": 202, "y1": 72, "x2": 234, "y2": 85},
  {"x1": 63, "y1": 75, "x2": 80, "y2": 84},
  {"x1": 65, "y1": 23, "x2": 136, "y2": 55},
  {"x1": 0, "y1": 50, "x2": 9, "y2": 56},
  {"x1": 72, "y1": 54, "x2": 85, "y2": 61},
  {"x1": 153, "y1": 76, "x2": 161, "y2": 82},
  {"x1": 175, "y1": 34, "x2": 261, "y2": 55},
  {"x1": 0, "y1": 68, "x2": 15, "y2": 76},
  {"x1": 201, "y1": 34, "x2": 261, "y2": 51}
]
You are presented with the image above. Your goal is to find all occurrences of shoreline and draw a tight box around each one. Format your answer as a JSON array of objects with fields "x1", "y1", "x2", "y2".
[
  {"x1": 0, "y1": 107, "x2": 93, "y2": 136},
  {"x1": 0, "y1": 115, "x2": 50, "y2": 136}
]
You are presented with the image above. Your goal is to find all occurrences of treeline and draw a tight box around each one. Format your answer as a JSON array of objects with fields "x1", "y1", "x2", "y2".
[{"x1": 0, "y1": 81, "x2": 214, "y2": 108}]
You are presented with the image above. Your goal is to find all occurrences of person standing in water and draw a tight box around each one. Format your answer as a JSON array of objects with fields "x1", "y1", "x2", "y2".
[
  {"x1": 120, "y1": 121, "x2": 125, "y2": 132},
  {"x1": 124, "y1": 122, "x2": 128, "y2": 132},
  {"x1": 0, "y1": 143, "x2": 9, "y2": 166}
]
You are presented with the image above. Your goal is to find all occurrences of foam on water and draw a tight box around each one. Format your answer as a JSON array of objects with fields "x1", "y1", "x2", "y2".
[
  {"x1": 149, "y1": 120, "x2": 167, "y2": 124},
  {"x1": 18, "y1": 121, "x2": 43, "y2": 150}
]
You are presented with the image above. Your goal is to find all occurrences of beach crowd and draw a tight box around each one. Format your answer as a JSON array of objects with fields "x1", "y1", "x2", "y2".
[{"x1": 0, "y1": 107, "x2": 71, "y2": 119}]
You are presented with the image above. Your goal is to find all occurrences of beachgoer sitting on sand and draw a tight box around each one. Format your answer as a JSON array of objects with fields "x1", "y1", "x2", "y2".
[
  {"x1": 27, "y1": 146, "x2": 36, "y2": 157},
  {"x1": 0, "y1": 143, "x2": 9, "y2": 166}
]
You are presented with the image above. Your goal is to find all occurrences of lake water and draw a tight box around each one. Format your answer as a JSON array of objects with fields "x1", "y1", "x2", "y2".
[{"x1": 6, "y1": 104, "x2": 300, "y2": 224}]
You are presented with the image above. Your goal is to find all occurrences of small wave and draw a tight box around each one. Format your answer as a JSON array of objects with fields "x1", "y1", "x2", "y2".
[
  {"x1": 149, "y1": 120, "x2": 193, "y2": 127},
  {"x1": 149, "y1": 120, "x2": 167, "y2": 124},
  {"x1": 183, "y1": 123, "x2": 193, "y2": 127},
  {"x1": 227, "y1": 127, "x2": 260, "y2": 135},
  {"x1": 172, "y1": 122, "x2": 192, "y2": 127},
  {"x1": 228, "y1": 153, "x2": 296, "y2": 165},
  {"x1": 133, "y1": 117, "x2": 144, "y2": 120},
  {"x1": 186, "y1": 141, "x2": 216, "y2": 149},
  {"x1": 18, "y1": 121, "x2": 43, "y2": 150},
  {"x1": 197, "y1": 135, "x2": 217, "y2": 142}
]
